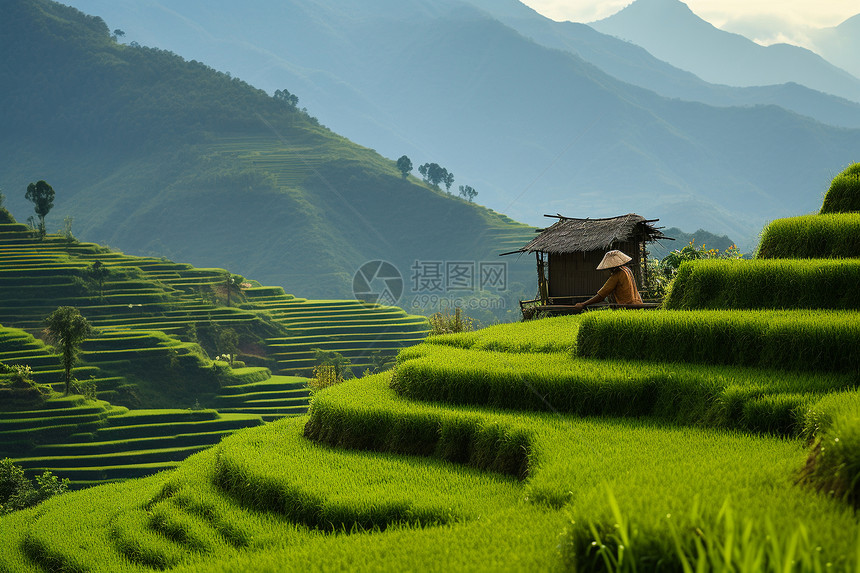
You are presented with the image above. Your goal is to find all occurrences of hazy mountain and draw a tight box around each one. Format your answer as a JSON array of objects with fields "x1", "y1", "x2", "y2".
[
  {"x1": 464, "y1": 0, "x2": 860, "y2": 130},
  {"x1": 808, "y1": 14, "x2": 860, "y2": 80},
  {"x1": 0, "y1": 0, "x2": 537, "y2": 319},
  {"x1": 54, "y1": 0, "x2": 860, "y2": 249},
  {"x1": 591, "y1": 0, "x2": 860, "y2": 104}
]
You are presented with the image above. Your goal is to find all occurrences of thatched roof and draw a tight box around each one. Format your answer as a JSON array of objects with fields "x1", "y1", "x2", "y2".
[{"x1": 505, "y1": 214, "x2": 667, "y2": 255}]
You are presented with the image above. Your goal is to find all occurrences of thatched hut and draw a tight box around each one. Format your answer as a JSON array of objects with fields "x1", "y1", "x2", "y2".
[{"x1": 503, "y1": 214, "x2": 669, "y2": 314}]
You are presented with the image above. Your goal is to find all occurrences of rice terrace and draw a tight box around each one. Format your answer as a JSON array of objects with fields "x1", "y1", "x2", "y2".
[
  {"x1": 3, "y1": 0, "x2": 860, "y2": 570},
  {"x1": 0, "y1": 157, "x2": 859, "y2": 571}
]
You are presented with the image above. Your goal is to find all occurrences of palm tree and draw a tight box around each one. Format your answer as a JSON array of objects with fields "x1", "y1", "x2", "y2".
[{"x1": 44, "y1": 307, "x2": 94, "y2": 396}]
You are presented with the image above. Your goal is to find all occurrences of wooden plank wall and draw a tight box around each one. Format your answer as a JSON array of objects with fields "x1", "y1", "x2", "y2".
[{"x1": 547, "y1": 241, "x2": 643, "y2": 298}]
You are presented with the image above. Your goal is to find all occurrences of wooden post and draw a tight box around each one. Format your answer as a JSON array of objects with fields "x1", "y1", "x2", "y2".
[{"x1": 536, "y1": 252, "x2": 548, "y2": 305}]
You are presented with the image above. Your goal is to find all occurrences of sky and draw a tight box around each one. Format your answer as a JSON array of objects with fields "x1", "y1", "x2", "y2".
[{"x1": 519, "y1": 0, "x2": 860, "y2": 47}]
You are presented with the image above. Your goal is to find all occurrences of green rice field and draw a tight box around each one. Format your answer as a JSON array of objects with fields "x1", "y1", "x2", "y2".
[
  {"x1": 0, "y1": 222, "x2": 428, "y2": 488},
  {"x1": 2, "y1": 190, "x2": 860, "y2": 570},
  {"x1": 3, "y1": 294, "x2": 860, "y2": 570}
]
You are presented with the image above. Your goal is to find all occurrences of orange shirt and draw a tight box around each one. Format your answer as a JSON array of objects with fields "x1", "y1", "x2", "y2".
[{"x1": 596, "y1": 266, "x2": 642, "y2": 305}]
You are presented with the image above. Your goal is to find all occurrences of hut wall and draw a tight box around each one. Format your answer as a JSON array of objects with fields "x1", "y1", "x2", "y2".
[
  {"x1": 547, "y1": 241, "x2": 643, "y2": 299},
  {"x1": 548, "y1": 251, "x2": 604, "y2": 298}
]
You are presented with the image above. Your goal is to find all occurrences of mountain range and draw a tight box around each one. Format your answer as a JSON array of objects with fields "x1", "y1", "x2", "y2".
[
  {"x1": 591, "y1": 0, "x2": 860, "y2": 103},
  {"x1": 806, "y1": 14, "x2": 860, "y2": 80},
  {"x1": 467, "y1": 0, "x2": 860, "y2": 130},
  {"x1": 55, "y1": 0, "x2": 860, "y2": 249}
]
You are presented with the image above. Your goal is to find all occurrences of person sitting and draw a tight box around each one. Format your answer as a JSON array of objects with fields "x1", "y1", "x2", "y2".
[{"x1": 573, "y1": 250, "x2": 642, "y2": 312}]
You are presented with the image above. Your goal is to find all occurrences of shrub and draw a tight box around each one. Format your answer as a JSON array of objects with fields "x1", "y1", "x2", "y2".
[
  {"x1": 820, "y1": 163, "x2": 860, "y2": 214},
  {"x1": 0, "y1": 459, "x2": 69, "y2": 515},
  {"x1": 308, "y1": 349, "x2": 353, "y2": 392},
  {"x1": 644, "y1": 242, "x2": 743, "y2": 299},
  {"x1": 428, "y1": 307, "x2": 473, "y2": 335},
  {"x1": 0, "y1": 208, "x2": 14, "y2": 224},
  {"x1": 0, "y1": 364, "x2": 50, "y2": 407},
  {"x1": 309, "y1": 364, "x2": 344, "y2": 392}
]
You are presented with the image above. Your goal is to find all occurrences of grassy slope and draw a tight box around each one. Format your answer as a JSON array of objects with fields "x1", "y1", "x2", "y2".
[
  {"x1": 2, "y1": 307, "x2": 858, "y2": 571},
  {"x1": 5, "y1": 196, "x2": 859, "y2": 569}
]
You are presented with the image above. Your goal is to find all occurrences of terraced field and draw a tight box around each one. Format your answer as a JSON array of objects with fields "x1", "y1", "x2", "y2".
[
  {"x1": 0, "y1": 222, "x2": 427, "y2": 487},
  {"x1": 0, "y1": 324, "x2": 265, "y2": 488},
  {"x1": 0, "y1": 222, "x2": 429, "y2": 384},
  {"x1": 2, "y1": 306, "x2": 859, "y2": 570},
  {"x1": 244, "y1": 290, "x2": 430, "y2": 375},
  {"x1": 2, "y1": 194, "x2": 859, "y2": 570},
  {"x1": 214, "y1": 376, "x2": 311, "y2": 422}
]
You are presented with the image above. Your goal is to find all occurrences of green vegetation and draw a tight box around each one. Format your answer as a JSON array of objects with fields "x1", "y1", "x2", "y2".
[
  {"x1": 0, "y1": 458, "x2": 68, "y2": 515},
  {"x1": 427, "y1": 307, "x2": 474, "y2": 336},
  {"x1": 664, "y1": 258, "x2": 860, "y2": 310},
  {"x1": 5, "y1": 360, "x2": 853, "y2": 570},
  {"x1": 214, "y1": 417, "x2": 519, "y2": 530},
  {"x1": 23, "y1": 181, "x2": 54, "y2": 240},
  {"x1": 392, "y1": 343, "x2": 850, "y2": 434},
  {"x1": 396, "y1": 155, "x2": 412, "y2": 179},
  {"x1": 647, "y1": 241, "x2": 743, "y2": 298},
  {"x1": 820, "y1": 162, "x2": 860, "y2": 214},
  {"x1": 43, "y1": 306, "x2": 94, "y2": 395},
  {"x1": 0, "y1": 220, "x2": 431, "y2": 487},
  {"x1": 576, "y1": 309, "x2": 860, "y2": 373},
  {"x1": 458, "y1": 185, "x2": 478, "y2": 202},
  {"x1": 3, "y1": 206, "x2": 857, "y2": 567},
  {"x1": 648, "y1": 227, "x2": 736, "y2": 260},
  {"x1": 0, "y1": 223, "x2": 428, "y2": 400},
  {"x1": 424, "y1": 314, "x2": 580, "y2": 354},
  {"x1": 0, "y1": 6, "x2": 858, "y2": 568},
  {"x1": 757, "y1": 213, "x2": 860, "y2": 258}
]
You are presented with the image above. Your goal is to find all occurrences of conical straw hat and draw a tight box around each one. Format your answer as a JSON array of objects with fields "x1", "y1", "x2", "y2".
[{"x1": 596, "y1": 250, "x2": 632, "y2": 270}]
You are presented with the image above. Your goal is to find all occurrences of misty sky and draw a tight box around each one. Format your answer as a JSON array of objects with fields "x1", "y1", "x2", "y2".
[{"x1": 520, "y1": 0, "x2": 860, "y2": 47}]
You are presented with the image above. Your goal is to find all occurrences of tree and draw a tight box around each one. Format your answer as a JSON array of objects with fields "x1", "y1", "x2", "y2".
[
  {"x1": 61, "y1": 216, "x2": 76, "y2": 247},
  {"x1": 44, "y1": 307, "x2": 95, "y2": 396},
  {"x1": 459, "y1": 185, "x2": 478, "y2": 202},
  {"x1": 217, "y1": 328, "x2": 239, "y2": 365},
  {"x1": 224, "y1": 272, "x2": 245, "y2": 307},
  {"x1": 25, "y1": 180, "x2": 55, "y2": 239},
  {"x1": 87, "y1": 261, "x2": 110, "y2": 301},
  {"x1": 443, "y1": 170, "x2": 455, "y2": 194},
  {"x1": 112, "y1": 29, "x2": 125, "y2": 41},
  {"x1": 396, "y1": 155, "x2": 412, "y2": 179},
  {"x1": 0, "y1": 188, "x2": 12, "y2": 225},
  {"x1": 274, "y1": 88, "x2": 299, "y2": 108},
  {"x1": 418, "y1": 163, "x2": 448, "y2": 190}
]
